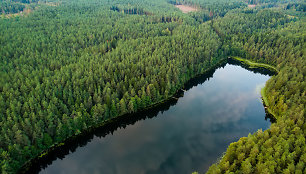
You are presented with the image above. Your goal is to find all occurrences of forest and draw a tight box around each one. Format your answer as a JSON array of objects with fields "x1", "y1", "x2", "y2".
[{"x1": 0, "y1": 0, "x2": 305, "y2": 173}]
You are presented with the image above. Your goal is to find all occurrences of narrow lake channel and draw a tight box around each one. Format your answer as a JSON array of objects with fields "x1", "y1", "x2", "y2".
[{"x1": 38, "y1": 63, "x2": 272, "y2": 174}]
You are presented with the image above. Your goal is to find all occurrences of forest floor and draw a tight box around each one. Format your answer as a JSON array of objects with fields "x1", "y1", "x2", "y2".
[{"x1": 175, "y1": 5, "x2": 198, "y2": 13}]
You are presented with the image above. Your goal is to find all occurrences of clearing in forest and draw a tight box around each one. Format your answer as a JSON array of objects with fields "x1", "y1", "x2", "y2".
[
  {"x1": 2, "y1": 8, "x2": 32, "y2": 18},
  {"x1": 248, "y1": 4, "x2": 256, "y2": 8},
  {"x1": 175, "y1": 5, "x2": 198, "y2": 13}
]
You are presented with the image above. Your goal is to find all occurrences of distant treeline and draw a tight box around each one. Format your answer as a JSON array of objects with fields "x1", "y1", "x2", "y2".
[
  {"x1": 1, "y1": 1, "x2": 26, "y2": 14},
  {"x1": 0, "y1": 0, "x2": 40, "y2": 15},
  {"x1": 0, "y1": 0, "x2": 305, "y2": 173}
]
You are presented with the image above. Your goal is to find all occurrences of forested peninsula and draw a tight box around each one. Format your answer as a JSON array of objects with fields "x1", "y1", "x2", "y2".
[{"x1": 0, "y1": 0, "x2": 305, "y2": 173}]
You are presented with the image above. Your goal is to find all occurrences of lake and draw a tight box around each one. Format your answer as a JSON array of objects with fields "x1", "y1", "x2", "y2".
[{"x1": 37, "y1": 62, "x2": 272, "y2": 174}]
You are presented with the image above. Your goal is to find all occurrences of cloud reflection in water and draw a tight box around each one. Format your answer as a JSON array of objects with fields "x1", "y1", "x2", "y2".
[{"x1": 41, "y1": 64, "x2": 271, "y2": 174}]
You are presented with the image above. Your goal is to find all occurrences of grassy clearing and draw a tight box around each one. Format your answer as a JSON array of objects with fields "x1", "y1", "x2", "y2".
[
  {"x1": 231, "y1": 56, "x2": 279, "y2": 73},
  {"x1": 248, "y1": 4, "x2": 256, "y2": 8},
  {"x1": 175, "y1": 5, "x2": 198, "y2": 13}
]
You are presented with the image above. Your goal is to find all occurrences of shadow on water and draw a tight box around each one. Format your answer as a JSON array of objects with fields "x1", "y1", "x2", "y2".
[
  {"x1": 20, "y1": 59, "x2": 276, "y2": 174},
  {"x1": 265, "y1": 112, "x2": 276, "y2": 123}
]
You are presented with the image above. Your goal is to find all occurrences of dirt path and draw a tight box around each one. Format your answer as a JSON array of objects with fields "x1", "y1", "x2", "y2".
[{"x1": 175, "y1": 5, "x2": 198, "y2": 13}]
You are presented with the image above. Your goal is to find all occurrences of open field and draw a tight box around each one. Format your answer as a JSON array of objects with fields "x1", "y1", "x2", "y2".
[
  {"x1": 175, "y1": 5, "x2": 198, "y2": 13},
  {"x1": 248, "y1": 4, "x2": 256, "y2": 8}
]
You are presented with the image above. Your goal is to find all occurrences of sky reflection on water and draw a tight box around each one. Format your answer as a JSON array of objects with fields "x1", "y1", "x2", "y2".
[{"x1": 41, "y1": 64, "x2": 271, "y2": 174}]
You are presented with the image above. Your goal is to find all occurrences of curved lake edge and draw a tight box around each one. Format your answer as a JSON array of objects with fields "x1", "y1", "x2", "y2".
[
  {"x1": 18, "y1": 57, "x2": 276, "y2": 174},
  {"x1": 228, "y1": 56, "x2": 278, "y2": 121},
  {"x1": 230, "y1": 56, "x2": 279, "y2": 74}
]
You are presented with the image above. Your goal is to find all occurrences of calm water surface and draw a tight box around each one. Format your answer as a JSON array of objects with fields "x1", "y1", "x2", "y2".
[{"x1": 40, "y1": 64, "x2": 271, "y2": 174}]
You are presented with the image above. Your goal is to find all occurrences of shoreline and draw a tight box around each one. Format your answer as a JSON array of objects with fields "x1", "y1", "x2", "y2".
[
  {"x1": 207, "y1": 56, "x2": 279, "y2": 170},
  {"x1": 19, "y1": 56, "x2": 277, "y2": 173},
  {"x1": 229, "y1": 56, "x2": 278, "y2": 121},
  {"x1": 18, "y1": 58, "x2": 227, "y2": 174},
  {"x1": 261, "y1": 87, "x2": 278, "y2": 120},
  {"x1": 231, "y1": 56, "x2": 279, "y2": 73}
]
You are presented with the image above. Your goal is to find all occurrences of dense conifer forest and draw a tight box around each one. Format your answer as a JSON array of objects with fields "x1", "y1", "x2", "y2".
[{"x1": 0, "y1": 0, "x2": 305, "y2": 173}]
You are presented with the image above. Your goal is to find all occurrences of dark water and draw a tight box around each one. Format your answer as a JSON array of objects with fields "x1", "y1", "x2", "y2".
[{"x1": 38, "y1": 64, "x2": 271, "y2": 174}]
